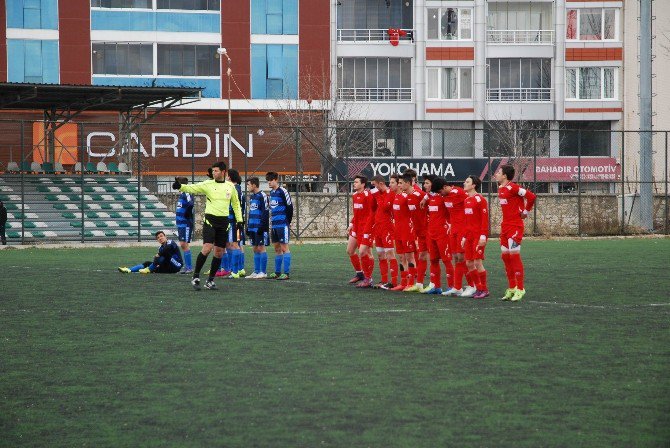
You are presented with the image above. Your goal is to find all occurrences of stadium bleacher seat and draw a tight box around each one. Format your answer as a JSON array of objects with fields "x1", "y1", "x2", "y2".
[
  {"x1": 96, "y1": 162, "x2": 108, "y2": 174},
  {"x1": 30, "y1": 162, "x2": 44, "y2": 174},
  {"x1": 54, "y1": 162, "x2": 66, "y2": 174},
  {"x1": 62, "y1": 212, "x2": 77, "y2": 219},
  {"x1": 118, "y1": 162, "x2": 131, "y2": 174},
  {"x1": 20, "y1": 162, "x2": 32, "y2": 173},
  {"x1": 107, "y1": 162, "x2": 120, "y2": 174},
  {"x1": 42, "y1": 162, "x2": 55, "y2": 174},
  {"x1": 85, "y1": 162, "x2": 96, "y2": 174},
  {"x1": 86, "y1": 212, "x2": 99, "y2": 218},
  {"x1": 7, "y1": 162, "x2": 19, "y2": 173},
  {"x1": 73, "y1": 162, "x2": 82, "y2": 174}
]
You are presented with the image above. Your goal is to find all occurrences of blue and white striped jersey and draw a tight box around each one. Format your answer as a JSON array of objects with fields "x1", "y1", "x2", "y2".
[
  {"x1": 248, "y1": 191, "x2": 269, "y2": 233},
  {"x1": 269, "y1": 186, "x2": 293, "y2": 227},
  {"x1": 175, "y1": 192, "x2": 194, "y2": 227}
]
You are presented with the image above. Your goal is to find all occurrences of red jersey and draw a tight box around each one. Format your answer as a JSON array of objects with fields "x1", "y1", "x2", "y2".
[
  {"x1": 426, "y1": 192, "x2": 450, "y2": 239},
  {"x1": 410, "y1": 185, "x2": 428, "y2": 236},
  {"x1": 370, "y1": 187, "x2": 394, "y2": 228},
  {"x1": 464, "y1": 193, "x2": 489, "y2": 239},
  {"x1": 351, "y1": 189, "x2": 375, "y2": 234},
  {"x1": 443, "y1": 186, "x2": 467, "y2": 232},
  {"x1": 392, "y1": 192, "x2": 418, "y2": 240},
  {"x1": 497, "y1": 182, "x2": 537, "y2": 226}
]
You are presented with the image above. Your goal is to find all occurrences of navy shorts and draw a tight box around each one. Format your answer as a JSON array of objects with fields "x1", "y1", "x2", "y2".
[
  {"x1": 271, "y1": 226, "x2": 290, "y2": 244},
  {"x1": 177, "y1": 226, "x2": 192, "y2": 243},
  {"x1": 248, "y1": 230, "x2": 270, "y2": 247}
]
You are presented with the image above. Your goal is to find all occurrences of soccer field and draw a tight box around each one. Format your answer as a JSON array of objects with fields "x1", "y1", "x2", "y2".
[{"x1": 1, "y1": 238, "x2": 669, "y2": 447}]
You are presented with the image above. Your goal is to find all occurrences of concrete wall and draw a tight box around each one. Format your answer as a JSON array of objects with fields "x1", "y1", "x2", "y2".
[{"x1": 159, "y1": 192, "x2": 669, "y2": 239}]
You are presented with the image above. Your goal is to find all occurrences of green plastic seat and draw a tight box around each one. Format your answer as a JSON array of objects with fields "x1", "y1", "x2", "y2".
[
  {"x1": 86, "y1": 212, "x2": 99, "y2": 219},
  {"x1": 33, "y1": 231, "x2": 46, "y2": 238},
  {"x1": 118, "y1": 221, "x2": 131, "y2": 228},
  {"x1": 8, "y1": 231, "x2": 21, "y2": 238},
  {"x1": 83, "y1": 230, "x2": 94, "y2": 238},
  {"x1": 100, "y1": 203, "x2": 113, "y2": 210},
  {"x1": 144, "y1": 203, "x2": 157, "y2": 210},
  {"x1": 53, "y1": 204, "x2": 68, "y2": 210},
  {"x1": 24, "y1": 221, "x2": 36, "y2": 229},
  {"x1": 41, "y1": 163, "x2": 55, "y2": 174},
  {"x1": 105, "y1": 230, "x2": 117, "y2": 237},
  {"x1": 45, "y1": 194, "x2": 59, "y2": 201},
  {"x1": 5, "y1": 203, "x2": 18, "y2": 210},
  {"x1": 108, "y1": 162, "x2": 120, "y2": 174},
  {"x1": 122, "y1": 203, "x2": 135, "y2": 210},
  {"x1": 109, "y1": 212, "x2": 122, "y2": 218},
  {"x1": 85, "y1": 162, "x2": 97, "y2": 173},
  {"x1": 95, "y1": 221, "x2": 108, "y2": 228},
  {"x1": 36, "y1": 186, "x2": 51, "y2": 193},
  {"x1": 70, "y1": 221, "x2": 83, "y2": 228},
  {"x1": 62, "y1": 212, "x2": 77, "y2": 219},
  {"x1": 91, "y1": 195, "x2": 104, "y2": 201}
]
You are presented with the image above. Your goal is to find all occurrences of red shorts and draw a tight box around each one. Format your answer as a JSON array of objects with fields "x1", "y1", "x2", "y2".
[
  {"x1": 374, "y1": 224, "x2": 395, "y2": 249},
  {"x1": 351, "y1": 227, "x2": 372, "y2": 247},
  {"x1": 464, "y1": 235, "x2": 486, "y2": 261},
  {"x1": 427, "y1": 235, "x2": 450, "y2": 261},
  {"x1": 500, "y1": 223, "x2": 524, "y2": 249},
  {"x1": 395, "y1": 239, "x2": 417, "y2": 254},
  {"x1": 416, "y1": 235, "x2": 428, "y2": 253},
  {"x1": 449, "y1": 229, "x2": 466, "y2": 254}
]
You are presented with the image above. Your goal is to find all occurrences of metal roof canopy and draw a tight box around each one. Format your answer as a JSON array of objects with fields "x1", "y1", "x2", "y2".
[{"x1": 0, "y1": 82, "x2": 202, "y2": 165}]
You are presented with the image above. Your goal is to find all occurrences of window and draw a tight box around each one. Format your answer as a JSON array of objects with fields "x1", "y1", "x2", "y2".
[
  {"x1": 157, "y1": 45, "x2": 219, "y2": 76},
  {"x1": 418, "y1": 122, "x2": 474, "y2": 157},
  {"x1": 337, "y1": 58, "x2": 412, "y2": 101},
  {"x1": 487, "y1": 2, "x2": 552, "y2": 31},
  {"x1": 251, "y1": 44, "x2": 298, "y2": 99},
  {"x1": 337, "y1": 122, "x2": 412, "y2": 157},
  {"x1": 559, "y1": 121, "x2": 611, "y2": 156},
  {"x1": 426, "y1": 67, "x2": 473, "y2": 100},
  {"x1": 7, "y1": 39, "x2": 59, "y2": 83},
  {"x1": 251, "y1": 0, "x2": 298, "y2": 35},
  {"x1": 566, "y1": 8, "x2": 618, "y2": 40},
  {"x1": 92, "y1": 43, "x2": 153, "y2": 75},
  {"x1": 484, "y1": 122, "x2": 550, "y2": 157},
  {"x1": 157, "y1": 0, "x2": 219, "y2": 10},
  {"x1": 337, "y1": 0, "x2": 413, "y2": 32},
  {"x1": 427, "y1": 8, "x2": 473, "y2": 40},
  {"x1": 7, "y1": 0, "x2": 58, "y2": 29},
  {"x1": 91, "y1": 0, "x2": 152, "y2": 7},
  {"x1": 487, "y1": 58, "x2": 552, "y2": 101},
  {"x1": 565, "y1": 67, "x2": 617, "y2": 100}
]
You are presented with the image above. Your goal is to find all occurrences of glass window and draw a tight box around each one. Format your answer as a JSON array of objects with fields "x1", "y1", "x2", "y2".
[
  {"x1": 603, "y1": 68, "x2": 615, "y2": 99},
  {"x1": 157, "y1": 44, "x2": 218, "y2": 76},
  {"x1": 460, "y1": 68, "x2": 472, "y2": 99},
  {"x1": 427, "y1": 9, "x2": 439, "y2": 40},
  {"x1": 559, "y1": 121, "x2": 611, "y2": 156},
  {"x1": 580, "y1": 9, "x2": 602, "y2": 40},
  {"x1": 252, "y1": 44, "x2": 298, "y2": 99},
  {"x1": 94, "y1": 43, "x2": 153, "y2": 75},
  {"x1": 251, "y1": 0, "x2": 298, "y2": 35},
  {"x1": 92, "y1": 0, "x2": 152, "y2": 7},
  {"x1": 441, "y1": 68, "x2": 457, "y2": 99},
  {"x1": 603, "y1": 9, "x2": 616, "y2": 40},
  {"x1": 421, "y1": 130, "x2": 432, "y2": 156},
  {"x1": 427, "y1": 69, "x2": 439, "y2": 99},
  {"x1": 566, "y1": 9, "x2": 577, "y2": 39},
  {"x1": 460, "y1": 8, "x2": 472, "y2": 40},
  {"x1": 579, "y1": 67, "x2": 601, "y2": 99},
  {"x1": 156, "y1": 0, "x2": 220, "y2": 10},
  {"x1": 566, "y1": 68, "x2": 576, "y2": 98},
  {"x1": 442, "y1": 8, "x2": 457, "y2": 40}
]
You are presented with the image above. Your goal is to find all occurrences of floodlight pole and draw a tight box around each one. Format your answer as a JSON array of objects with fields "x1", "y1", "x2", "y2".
[
  {"x1": 219, "y1": 48, "x2": 233, "y2": 169},
  {"x1": 639, "y1": 0, "x2": 653, "y2": 231}
]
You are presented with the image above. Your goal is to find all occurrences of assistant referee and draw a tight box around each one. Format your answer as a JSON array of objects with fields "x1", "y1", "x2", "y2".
[{"x1": 173, "y1": 161, "x2": 243, "y2": 290}]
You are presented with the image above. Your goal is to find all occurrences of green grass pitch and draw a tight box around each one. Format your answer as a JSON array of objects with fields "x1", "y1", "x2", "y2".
[{"x1": 1, "y1": 239, "x2": 669, "y2": 447}]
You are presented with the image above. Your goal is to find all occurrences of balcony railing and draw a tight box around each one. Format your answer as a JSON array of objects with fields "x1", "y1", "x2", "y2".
[
  {"x1": 338, "y1": 87, "x2": 413, "y2": 102},
  {"x1": 486, "y1": 88, "x2": 552, "y2": 102},
  {"x1": 337, "y1": 28, "x2": 414, "y2": 42},
  {"x1": 487, "y1": 30, "x2": 555, "y2": 45}
]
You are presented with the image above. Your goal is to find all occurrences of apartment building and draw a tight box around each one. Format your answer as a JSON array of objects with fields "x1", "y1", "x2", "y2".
[{"x1": 332, "y1": 0, "x2": 626, "y2": 181}]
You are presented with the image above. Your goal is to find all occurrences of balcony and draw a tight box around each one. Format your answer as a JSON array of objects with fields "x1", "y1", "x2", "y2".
[
  {"x1": 337, "y1": 29, "x2": 414, "y2": 43},
  {"x1": 338, "y1": 87, "x2": 413, "y2": 102},
  {"x1": 487, "y1": 30, "x2": 554, "y2": 45},
  {"x1": 486, "y1": 88, "x2": 552, "y2": 102}
]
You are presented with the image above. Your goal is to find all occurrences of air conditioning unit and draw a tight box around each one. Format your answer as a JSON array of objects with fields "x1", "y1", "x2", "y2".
[{"x1": 376, "y1": 138, "x2": 395, "y2": 155}]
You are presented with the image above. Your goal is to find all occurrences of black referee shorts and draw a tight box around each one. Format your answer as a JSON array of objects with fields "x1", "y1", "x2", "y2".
[{"x1": 202, "y1": 214, "x2": 229, "y2": 248}]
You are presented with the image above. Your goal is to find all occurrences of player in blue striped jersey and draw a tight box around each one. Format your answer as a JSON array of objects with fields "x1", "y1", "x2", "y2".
[
  {"x1": 175, "y1": 177, "x2": 195, "y2": 273},
  {"x1": 266, "y1": 171, "x2": 293, "y2": 280},
  {"x1": 217, "y1": 169, "x2": 246, "y2": 278},
  {"x1": 245, "y1": 176, "x2": 270, "y2": 278}
]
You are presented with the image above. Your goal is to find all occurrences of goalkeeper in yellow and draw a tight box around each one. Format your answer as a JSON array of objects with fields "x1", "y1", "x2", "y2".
[{"x1": 173, "y1": 161, "x2": 243, "y2": 291}]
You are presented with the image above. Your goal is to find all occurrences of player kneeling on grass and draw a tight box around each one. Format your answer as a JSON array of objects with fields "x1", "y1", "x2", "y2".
[
  {"x1": 462, "y1": 175, "x2": 490, "y2": 299},
  {"x1": 173, "y1": 161, "x2": 243, "y2": 291},
  {"x1": 118, "y1": 231, "x2": 184, "y2": 274},
  {"x1": 246, "y1": 176, "x2": 270, "y2": 278}
]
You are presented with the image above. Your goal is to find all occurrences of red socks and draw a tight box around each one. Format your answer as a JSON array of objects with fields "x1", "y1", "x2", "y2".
[
  {"x1": 454, "y1": 261, "x2": 467, "y2": 289},
  {"x1": 477, "y1": 270, "x2": 487, "y2": 290},
  {"x1": 400, "y1": 270, "x2": 408, "y2": 287},
  {"x1": 379, "y1": 258, "x2": 388, "y2": 283},
  {"x1": 362, "y1": 255, "x2": 374, "y2": 279},
  {"x1": 349, "y1": 254, "x2": 361, "y2": 273},
  {"x1": 429, "y1": 259, "x2": 441, "y2": 288},
  {"x1": 501, "y1": 253, "x2": 516, "y2": 288},
  {"x1": 416, "y1": 258, "x2": 427, "y2": 285},
  {"x1": 389, "y1": 259, "x2": 399, "y2": 285},
  {"x1": 509, "y1": 253, "x2": 524, "y2": 290}
]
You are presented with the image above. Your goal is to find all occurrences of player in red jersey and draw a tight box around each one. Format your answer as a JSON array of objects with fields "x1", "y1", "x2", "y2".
[
  {"x1": 369, "y1": 175, "x2": 399, "y2": 289},
  {"x1": 404, "y1": 169, "x2": 429, "y2": 289},
  {"x1": 462, "y1": 175, "x2": 490, "y2": 299},
  {"x1": 494, "y1": 164, "x2": 537, "y2": 302},
  {"x1": 441, "y1": 183, "x2": 477, "y2": 297},
  {"x1": 419, "y1": 177, "x2": 453, "y2": 295},
  {"x1": 346, "y1": 175, "x2": 375, "y2": 287},
  {"x1": 390, "y1": 173, "x2": 420, "y2": 292}
]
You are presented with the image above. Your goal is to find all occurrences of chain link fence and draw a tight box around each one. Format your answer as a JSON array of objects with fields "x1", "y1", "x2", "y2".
[{"x1": 0, "y1": 119, "x2": 668, "y2": 244}]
